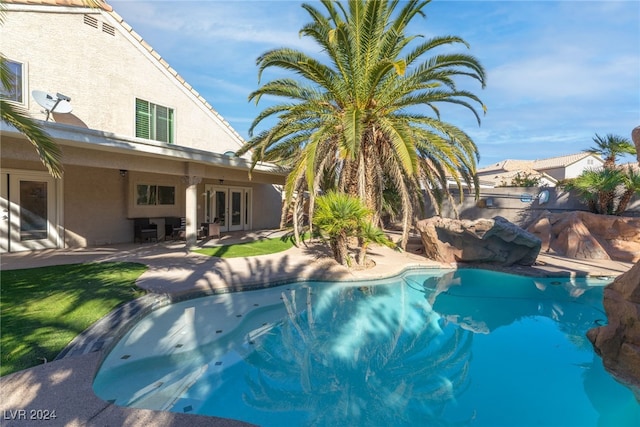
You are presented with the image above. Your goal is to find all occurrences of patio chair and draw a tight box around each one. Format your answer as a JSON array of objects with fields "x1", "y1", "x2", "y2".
[
  {"x1": 134, "y1": 218, "x2": 158, "y2": 243},
  {"x1": 164, "y1": 217, "x2": 185, "y2": 240}
]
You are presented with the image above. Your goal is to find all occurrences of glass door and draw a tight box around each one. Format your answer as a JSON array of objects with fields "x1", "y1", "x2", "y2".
[
  {"x1": 4, "y1": 171, "x2": 60, "y2": 251},
  {"x1": 214, "y1": 189, "x2": 227, "y2": 228},
  {"x1": 229, "y1": 189, "x2": 243, "y2": 231},
  {"x1": 204, "y1": 185, "x2": 250, "y2": 232}
]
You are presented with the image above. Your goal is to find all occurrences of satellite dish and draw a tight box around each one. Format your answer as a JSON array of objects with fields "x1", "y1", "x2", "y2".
[
  {"x1": 538, "y1": 190, "x2": 550, "y2": 204},
  {"x1": 32, "y1": 90, "x2": 72, "y2": 120}
]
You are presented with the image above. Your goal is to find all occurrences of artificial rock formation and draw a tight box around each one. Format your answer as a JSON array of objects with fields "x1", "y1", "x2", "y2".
[
  {"x1": 587, "y1": 261, "x2": 640, "y2": 399},
  {"x1": 527, "y1": 211, "x2": 640, "y2": 263},
  {"x1": 416, "y1": 216, "x2": 541, "y2": 266},
  {"x1": 587, "y1": 126, "x2": 640, "y2": 400}
]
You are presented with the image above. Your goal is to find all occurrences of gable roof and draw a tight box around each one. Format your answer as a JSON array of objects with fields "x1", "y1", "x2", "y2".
[
  {"x1": 478, "y1": 152, "x2": 604, "y2": 175},
  {"x1": 530, "y1": 152, "x2": 602, "y2": 170},
  {"x1": 4, "y1": 0, "x2": 245, "y2": 147},
  {"x1": 477, "y1": 159, "x2": 532, "y2": 174},
  {"x1": 3, "y1": 0, "x2": 111, "y2": 11}
]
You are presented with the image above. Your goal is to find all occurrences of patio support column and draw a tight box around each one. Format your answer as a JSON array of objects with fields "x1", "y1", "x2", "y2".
[{"x1": 183, "y1": 175, "x2": 202, "y2": 249}]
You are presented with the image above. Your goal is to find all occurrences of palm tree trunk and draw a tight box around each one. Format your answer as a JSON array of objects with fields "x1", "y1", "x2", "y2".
[
  {"x1": 293, "y1": 193, "x2": 301, "y2": 246},
  {"x1": 332, "y1": 232, "x2": 349, "y2": 266},
  {"x1": 599, "y1": 190, "x2": 615, "y2": 215},
  {"x1": 357, "y1": 242, "x2": 368, "y2": 265},
  {"x1": 615, "y1": 190, "x2": 634, "y2": 215},
  {"x1": 280, "y1": 199, "x2": 289, "y2": 229}
]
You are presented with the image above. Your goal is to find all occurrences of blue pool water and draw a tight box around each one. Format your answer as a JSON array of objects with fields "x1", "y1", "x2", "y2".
[{"x1": 93, "y1": 268, "x2": 640, "y2": 426}]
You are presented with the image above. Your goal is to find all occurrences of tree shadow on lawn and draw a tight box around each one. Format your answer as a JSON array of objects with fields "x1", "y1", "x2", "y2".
[{"x1": 0, "y1": 262, "x2": 146, "y2": 376}]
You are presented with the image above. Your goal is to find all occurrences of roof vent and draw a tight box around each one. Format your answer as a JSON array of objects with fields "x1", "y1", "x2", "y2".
[
  {"x1": 102, "y1": 22, "x2": 115, "y2": 36},
  {"x1": 83, "y1": 14, "x2": 98, "y2": 29}
]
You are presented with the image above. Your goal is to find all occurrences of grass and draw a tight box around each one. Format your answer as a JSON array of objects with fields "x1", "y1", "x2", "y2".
[
  {"x1": 194, "y1": 235, "x2": 299, "y2": 258},
  {"x1": 0, "y1": 262, "x2": 147, "y2": 376}
]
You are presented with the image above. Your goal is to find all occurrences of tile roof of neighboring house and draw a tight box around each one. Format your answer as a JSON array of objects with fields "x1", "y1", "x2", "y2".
[
  {"x1": 477, "y1": 152, "x2": 603, "y2": 175},
  {"x1": 477, "y1": 159, "x2": 533, "y2": 174},
  {"x1": 4, "y1": 0, "x2": 245, "y2": 146},
  {"x1": 530, "y1": 152, "x2": 601, "y2": 170}
]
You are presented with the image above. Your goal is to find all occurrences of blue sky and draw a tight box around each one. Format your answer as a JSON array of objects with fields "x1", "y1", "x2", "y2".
[{"x1": 110, "y1": 0, "x2": 639, "y2": 168}]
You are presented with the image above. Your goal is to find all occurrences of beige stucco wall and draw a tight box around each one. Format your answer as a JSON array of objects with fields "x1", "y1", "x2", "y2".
[
  {"x1": 251, "y1": 184, "x2": 284, "y2": 229},
  {"x1": 1, "y1": 6, "x2": 244, "y2": 155},
  {"x1": 63, "y1": 165, "x2": 131, "y2": 246}
]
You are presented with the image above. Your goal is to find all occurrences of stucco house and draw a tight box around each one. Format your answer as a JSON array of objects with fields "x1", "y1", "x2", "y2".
[
  {"x1": 476, "y1": 152, "x2": 604, "y2": 187},
  {"x1": 0, "y1": 0, "x2": 286, "y2": 253}
]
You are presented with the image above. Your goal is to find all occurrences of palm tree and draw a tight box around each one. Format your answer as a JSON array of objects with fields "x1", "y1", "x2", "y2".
[
  {"x1": 1, "y1": 1, "x2": 64, "y2": 178},
  {"x1": 585, "y1": 133, "x2": 636, "y2": 170},
  {"x1": 357, "y1": 220, "x2": 396, "y2": 265},
  {"x1": 314, "y1": 191, "x2": 371, "y2": 266},
  {"x1": 238, "y1": 0, "x2": 486, "y2": 249},
  {"x1": 564, "y1": 168, "x2": 623, "y2": 215},
  {"x1": 615, "y1": 166, "x2": 640, "y2": 215}
]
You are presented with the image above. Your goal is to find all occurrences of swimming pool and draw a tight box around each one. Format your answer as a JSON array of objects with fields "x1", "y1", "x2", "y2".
[{"x1": 93, "y1": 268, "x2": 640, "y2": 426}]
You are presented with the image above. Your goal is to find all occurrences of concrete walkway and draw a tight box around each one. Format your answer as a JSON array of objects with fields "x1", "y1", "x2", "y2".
[{"x1": 0, "y1": 233, "x2": 634, "y2": 427}]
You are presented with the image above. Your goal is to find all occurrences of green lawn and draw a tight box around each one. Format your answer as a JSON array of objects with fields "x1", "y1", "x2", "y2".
[
  {"x1": 0, "y1": 262, "x2": 147, "y2": 376},
  {"x1": 194, "y1": 234, "x2": 304, "y2": 258}
]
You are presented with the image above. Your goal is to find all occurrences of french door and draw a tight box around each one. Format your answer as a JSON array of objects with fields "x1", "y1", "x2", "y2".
[
  {"x1": 0, "y1": 170, "x2": 62, "y2": 252},
  {"x1": 204, "y1": 186, "x2": 251, "y2": 232}
]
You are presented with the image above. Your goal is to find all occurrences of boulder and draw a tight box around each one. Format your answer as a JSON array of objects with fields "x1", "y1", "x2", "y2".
[
  {"x1": 587, "y1": 261, "x2": 640, "y2": 399},
  {"x1": 527, "y1": 211, "x2": 640, "y2": 263},
  {"x1": 416, "y1": 216, "x2": 541, "y2": 266}
]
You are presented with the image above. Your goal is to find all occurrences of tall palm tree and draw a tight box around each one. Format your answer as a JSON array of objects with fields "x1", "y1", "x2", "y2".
[
  {"x1": 238, "y1": 0, "x2": 486, "y2": 249},
  {"x1": 585, "y1": 133, "x2": 636, "y2": 170}
]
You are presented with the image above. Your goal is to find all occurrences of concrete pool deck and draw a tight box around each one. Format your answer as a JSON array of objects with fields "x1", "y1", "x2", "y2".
[{"x1": 0, "y1": 232, "x2": 635, "y2": 427}]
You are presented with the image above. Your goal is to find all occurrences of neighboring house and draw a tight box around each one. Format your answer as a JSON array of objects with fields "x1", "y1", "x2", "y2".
[
  {"x1": 620, "y1": 162, "x2": 640, "y2": 173},
  {"x1": 0, "y1": 0, "x2": 286, "y2": 253},
  {"x1": 476, "y1": 152, "x2": 604, "y2": 187}
]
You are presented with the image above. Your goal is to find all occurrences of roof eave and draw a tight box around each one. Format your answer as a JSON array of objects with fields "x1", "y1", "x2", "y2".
[{"x1": 1, "y1": 121, "x2": 286, "y2": 176}]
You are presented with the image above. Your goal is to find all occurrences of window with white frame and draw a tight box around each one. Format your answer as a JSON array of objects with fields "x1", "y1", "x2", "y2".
[
  {"x1": 135, "y1": 98, "x2": 174, "y2": 144},
  {"x1": 136, "y1": 184, "x2": 175, "y2": 205},
  {"x1": 0, "y1": 59, "x2": 25, "y2": 103}
]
